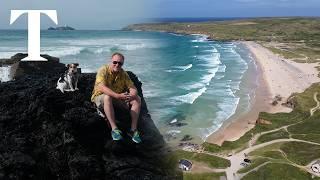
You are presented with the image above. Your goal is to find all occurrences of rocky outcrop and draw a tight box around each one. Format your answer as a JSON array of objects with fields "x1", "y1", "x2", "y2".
[
  {"x1": 48, "y1": 26, "x2": 75, "y2": 30},
  {"x1": 0, "y1": 54, "x2": 181, "y2": 180}
]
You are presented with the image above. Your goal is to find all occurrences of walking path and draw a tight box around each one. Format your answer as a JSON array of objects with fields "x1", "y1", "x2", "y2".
[{"x1": 310, "y1": 92, "x2": 320, "y2": 116}]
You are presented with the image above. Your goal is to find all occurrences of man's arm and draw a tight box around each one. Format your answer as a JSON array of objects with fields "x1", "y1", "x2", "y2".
[{"x1": 97, "y1": 84, "x2": 127, "y2": 100}]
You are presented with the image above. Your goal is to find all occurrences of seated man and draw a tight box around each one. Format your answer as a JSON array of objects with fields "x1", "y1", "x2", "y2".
[{"x1": 91, "y1": 52, "x2": 142, "y2": 143}]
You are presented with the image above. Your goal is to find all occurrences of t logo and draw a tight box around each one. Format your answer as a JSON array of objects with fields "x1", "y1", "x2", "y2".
[{"x1": 10, "y1": 10, "x2": 58, "y2": 61}]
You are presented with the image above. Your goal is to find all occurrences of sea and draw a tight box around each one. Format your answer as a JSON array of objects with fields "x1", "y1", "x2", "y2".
[{"x1": 0, "y1": 28, "x2": 258, "y2": 144}]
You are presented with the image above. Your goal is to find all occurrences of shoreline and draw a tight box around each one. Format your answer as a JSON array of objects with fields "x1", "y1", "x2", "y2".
[{"x1": 206, "y1": 41, "x2": 320, "y2": 145}]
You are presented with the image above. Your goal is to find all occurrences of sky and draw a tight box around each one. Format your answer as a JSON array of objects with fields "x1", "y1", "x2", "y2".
[{"x1": 0, "y1": 0, "x2": 320, "y2": 30}]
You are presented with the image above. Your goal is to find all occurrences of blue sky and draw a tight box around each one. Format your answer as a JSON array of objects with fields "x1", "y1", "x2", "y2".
[
  {"x1": 0, "y1": 0, "x2": 319, "y2": 29},
  {"x1": 152, "y1": 0, "x2": 320, "y2": 18}
]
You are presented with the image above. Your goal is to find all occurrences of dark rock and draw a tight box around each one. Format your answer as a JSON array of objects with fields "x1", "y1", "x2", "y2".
[
  {"x1": 181, "y1": 135, "x2": 193, "y2": 142},
  {"x1": 0, "y1": 54, "x2": 182, "y2": 180},
  {"x1": 169, "y1": 122, "x2": 188, "y2": 127}
]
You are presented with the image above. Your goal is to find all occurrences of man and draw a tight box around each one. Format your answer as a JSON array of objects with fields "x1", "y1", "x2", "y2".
[{"x1": 91, "y1": 52, "x2": 142, "y2": 143}]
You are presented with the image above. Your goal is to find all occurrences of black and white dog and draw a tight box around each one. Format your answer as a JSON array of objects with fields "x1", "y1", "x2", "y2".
[{"x1": 56, "y1": 63, "x2": 79, "y2": 93}]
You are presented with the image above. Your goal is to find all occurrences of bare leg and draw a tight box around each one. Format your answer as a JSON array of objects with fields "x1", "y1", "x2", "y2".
[
  {"x1": 129, "y1": 96, "x2": 141, "y2": 130},
  {"x1": 103, "y1": 95, "x2": 117, "y2": 130}
]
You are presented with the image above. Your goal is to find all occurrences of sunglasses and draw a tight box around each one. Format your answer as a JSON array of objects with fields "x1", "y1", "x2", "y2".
[{"x1": 112, "y1": 61, "x2": 123, "y2": 66}]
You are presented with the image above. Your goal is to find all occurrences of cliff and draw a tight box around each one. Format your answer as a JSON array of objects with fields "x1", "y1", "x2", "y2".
[{"x1": 0, "y1": 54, "x2": 181, "y2": 180}]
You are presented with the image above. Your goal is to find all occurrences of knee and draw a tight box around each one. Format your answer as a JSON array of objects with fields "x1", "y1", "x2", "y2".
[{"x1": 131, "y1": 95, "x2": 141, "y2": 106}]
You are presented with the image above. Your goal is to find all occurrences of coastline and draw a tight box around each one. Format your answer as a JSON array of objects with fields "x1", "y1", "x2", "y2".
[{"x1": 206, "y1": 41, "x2": 320, "y2": 145}]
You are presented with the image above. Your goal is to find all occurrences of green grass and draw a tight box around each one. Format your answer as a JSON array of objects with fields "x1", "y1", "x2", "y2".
[
  {"x1": 172, "y1": 150, "x2": 230, "y2": 169},
  {"x1": 260, "y1": 151, "x2": 286, "y2": 160},
  {"x1": 183, "y1": 172, "x2": 226, "y2": 180},
  {"x1": 203, "y1": 111, "x2": 306, "y2": 154},
  {"x1": 249, "y1": 144, "x2": 286, "y2": 162},
  {"x1": 290, "y1": 83, "x2": 320, "y2": 113},
  {"x1": 291, "y1": 134, "x2": 320, "y2": 144},
  {"x1": 237, "y1": 158, "x2": 269, "y2": 174},
  {"x1": 256, "y1": 129, "x2": 290, "y2": 145},
  {"x1": 280, "y1": 141, "x2": 320, "y2": 166},
  {"x1": 288, "y1": 115, "x2": 320, "y2": 135},
  {"x1": 267, "y1": 46, "x2": 303, "y2": 59},
  {"x1": 242, "y1": 163, "x2": 316, "y2": 180},
  {"x1": 249, "y1": 142, "x2": 285, "y2": 156}
]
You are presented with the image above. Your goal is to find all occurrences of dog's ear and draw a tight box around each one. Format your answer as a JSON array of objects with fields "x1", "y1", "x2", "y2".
[
  {"x1": 74, "y1": 63, "x2": 79, "y2": 67},
  {"x1": 66, "y1": 64, "x2": 70, "y2": 68}
]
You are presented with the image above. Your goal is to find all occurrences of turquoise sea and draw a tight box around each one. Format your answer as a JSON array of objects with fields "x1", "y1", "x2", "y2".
[{"x1": 0, "y1": 30, "x2": 258, "y2": 143}]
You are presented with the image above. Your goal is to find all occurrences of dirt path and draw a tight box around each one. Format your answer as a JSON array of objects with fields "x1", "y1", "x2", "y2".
[
  {"x1": 310, "y1": 92, "x2": 320, "y2": 116},
  {"x1": 248, "y1": 121, "x2": 301, "y2": 147}
]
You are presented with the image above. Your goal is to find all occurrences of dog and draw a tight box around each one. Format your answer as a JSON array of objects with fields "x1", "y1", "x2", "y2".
[{"x1": 56, "y1": 63, "x2": 79, "y2": 93}]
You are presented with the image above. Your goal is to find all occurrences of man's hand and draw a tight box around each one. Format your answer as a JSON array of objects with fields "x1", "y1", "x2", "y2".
[{"x1": 116, "y1": 93, "x2": 129, "y2": 100}]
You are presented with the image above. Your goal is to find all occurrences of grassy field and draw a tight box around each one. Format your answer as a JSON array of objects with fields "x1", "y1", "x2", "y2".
[
  {"x1": 255, "y1": 129, "x2": 290, "y2": 145},
  {"x1": 183, "y1": 172, "x2": 226, "y2": 180},
  {"x1": 167, "y1": 150, "x2": 230, "y2": 169},
  {"x1": 205, "y1": 83, "x2": 320, "y2": 178},
  {"x1": 242, "y1": 163, "x2": 319, "y2": 180},
  {"x1": 126, "y1": 17, "x2": 320, "y2": 63},
  {"x1": 203, "y1": 110, "x2": 307, "y2": 154},
  {"x1": 237, "y1": 158, "x2": 269, "y2": 174},
  {"x1": 280, "y1": 141, "x2": 320, "y2": 166}
]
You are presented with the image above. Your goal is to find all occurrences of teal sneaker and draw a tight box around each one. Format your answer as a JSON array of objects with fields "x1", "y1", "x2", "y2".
[
  {"x1": 111, "y1": 128, "x2": 123, "y2": 141},
  {"x1": 128, "y1": 130, "x2": 142, "y2": 144}
]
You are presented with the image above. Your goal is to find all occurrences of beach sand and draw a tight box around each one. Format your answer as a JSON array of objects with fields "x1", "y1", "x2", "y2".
[{"x1": 206, "y1": 41, "x2": 320, "y2": 145}]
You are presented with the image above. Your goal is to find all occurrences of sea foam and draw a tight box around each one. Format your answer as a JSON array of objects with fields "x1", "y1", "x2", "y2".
[{"x1": 0, "y1": 66, "x2": 12, "y2": 82}]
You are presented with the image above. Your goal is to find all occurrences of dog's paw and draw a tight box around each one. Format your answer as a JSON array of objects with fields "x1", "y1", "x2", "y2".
[{"x1": 75, "y1": 88, "x2": 79, "y2": 91}]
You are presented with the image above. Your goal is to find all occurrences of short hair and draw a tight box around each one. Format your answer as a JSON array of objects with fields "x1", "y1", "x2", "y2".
[{"x1": 111, "y1": 52, "x2": 125, "y2": 61}]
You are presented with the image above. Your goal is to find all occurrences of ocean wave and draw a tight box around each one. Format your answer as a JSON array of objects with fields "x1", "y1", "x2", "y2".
[
  {"x1": 191, "y1": 34, "x2": 209, "y2": 42},
  {"x1": 0, "y1": 47, "x2": 24, "y2": 51},
  {"x1": 58, "y1": 38, "x2": 163, "y2": 49},
  {"x1": 168, "y1": 33, "x2": 183, "y2": 36},
  {"x1": 43, "y1": 47, "x2": 85, "y2": 57},
  {"x1": 191, "y1": 34, "x2": 208, "y2": 42},
  {"x1": 165, "y1": 63, "x2": 193, "y2": 72},
  {"x1": 93, "y1": 47, "x2": 110, "y2": 54},
  {"x1": 199, "y1": 97, "x2": 240, "y2": 140},
  {"x1": 181, "y1": 49, "x2": 222, "y2": 92},
  {"x1": 0, "y1": 52, "x2": 20, "y2": 58},
  {"x1": 166, "y1": 130, "x2": 181, "y2": 135},
  {"x1": 172, "y1": 87, "x2": 207, "y2": 104},
  {"x1": 81, "y1": 67, "x2": 96, "y2": 73},
  {"x1": 204, "y1": 48, "x2": 218, "y2": 53},
  {"x1": 217, "y1": 64, "x2": 226, "y2": 73}
]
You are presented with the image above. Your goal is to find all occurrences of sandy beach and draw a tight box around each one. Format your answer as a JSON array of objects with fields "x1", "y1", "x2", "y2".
[{"x1": 206, "y1": 41, "x2": 320, "y2": 145}]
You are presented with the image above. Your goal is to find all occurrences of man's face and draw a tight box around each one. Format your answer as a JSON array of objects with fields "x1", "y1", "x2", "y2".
[{"x1": 110, "y1": 55, "x2": 124, "y2": 73}]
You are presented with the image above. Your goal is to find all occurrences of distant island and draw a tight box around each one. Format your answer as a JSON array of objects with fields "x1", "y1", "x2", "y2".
[{"x1": 48, "y1": 25, "x2": 75, "y2": 30}]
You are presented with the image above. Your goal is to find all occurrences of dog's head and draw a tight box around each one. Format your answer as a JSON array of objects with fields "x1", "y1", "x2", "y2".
[{"x1": 66, "y1": 63, "x2": 79, "y2": 74}]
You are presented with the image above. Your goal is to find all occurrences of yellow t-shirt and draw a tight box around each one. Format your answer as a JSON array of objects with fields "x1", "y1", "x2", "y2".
[{"x1": 91, "y1": 65, "x2": 135, "y2": 102}]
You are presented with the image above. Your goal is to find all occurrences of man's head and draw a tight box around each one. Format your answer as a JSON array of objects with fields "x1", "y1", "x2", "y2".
[{"x1": 110, "y1": 52, "x2": 125, "y2": 73}]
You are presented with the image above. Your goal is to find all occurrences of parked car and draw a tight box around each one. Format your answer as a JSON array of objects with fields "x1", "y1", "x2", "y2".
[{"x1": 244, "y1": 158, "x2": 252, "y2": 163}]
